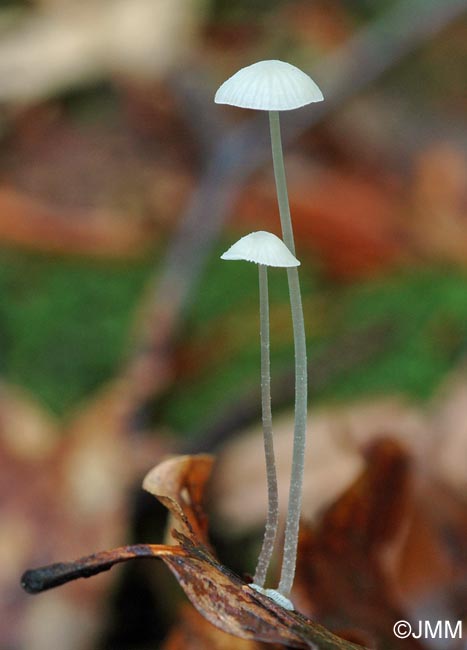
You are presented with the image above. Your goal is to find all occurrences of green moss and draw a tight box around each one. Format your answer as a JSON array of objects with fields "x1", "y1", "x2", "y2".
[
  {"x1": 164, "y1": 265, "x2": 467, "y2": 434},
  {"x1": 187, "y1": 241, "x2": 318, "y2": 331},
  {"x1": 2, "y1": 243, "x2": 466, "y2": 437},
  {"x1": 0, "y1": 249, "x2": 152, "y2": 415},
  {"x1": 163, "y1": 242, "x2": 319, "y2": 434},
  {"x1": 319, "y1": 268, "x2": 467, "y2": 402}
]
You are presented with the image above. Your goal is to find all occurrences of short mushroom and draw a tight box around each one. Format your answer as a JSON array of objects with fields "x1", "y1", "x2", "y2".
[
  {"x1": 221, "y1": 231, "x2": 300, "y2": 589},
  {"x1": 216, "y1": 60, "x2": 323, "y2": 597}
]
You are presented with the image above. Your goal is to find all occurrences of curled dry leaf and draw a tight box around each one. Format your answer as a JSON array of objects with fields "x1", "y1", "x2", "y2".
[
  {"x1": 293, "y1": 437, "x2": 422, "y2": 650},
  {"x1": 391, "y1": 475, "x2": 467, "y2": 628},
  {"x1": 142, "y1": 454, "x2": 213, "y2": 548},
  {"x1": 162, "y1": 603, "x2": 278, "y2": 650},
  {"x1": 211, "y1": 395, "x2": 427, "y2": 536},
  {"x1": 292, "y1": 436, "x2": 467, "y2": 650},
  {"x1": 21, "y1": 454, "x2": 366, "y2": 650},
  {"x1": 212, "y1": 409, "x2": 363, "y2": 535}
]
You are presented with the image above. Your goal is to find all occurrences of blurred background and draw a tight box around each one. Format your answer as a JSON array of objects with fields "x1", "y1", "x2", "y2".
[{"x1": 1, "y1": 1, "x2": 467, "y2": 649}]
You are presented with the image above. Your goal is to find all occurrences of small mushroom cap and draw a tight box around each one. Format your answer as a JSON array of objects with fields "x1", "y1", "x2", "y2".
[
  {"x1": 220, "y1": 231, "x2": 300, "y2": 267},
  {"x1": 214, "y1": 60, "x2": 323, "y2": 111}
]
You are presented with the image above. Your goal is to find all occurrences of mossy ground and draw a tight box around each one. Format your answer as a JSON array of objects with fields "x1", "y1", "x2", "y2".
[
  {"x1": 1, "y1": 245, "x2": 466, "y2": 435},
  {"x1": 0, "y1": 249, "x2": 152, "y2": 414}
]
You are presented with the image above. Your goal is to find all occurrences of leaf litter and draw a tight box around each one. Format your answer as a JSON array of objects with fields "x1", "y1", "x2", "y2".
[{"x1": 21, "y1": 454, "x2": 365, "y2": 650}]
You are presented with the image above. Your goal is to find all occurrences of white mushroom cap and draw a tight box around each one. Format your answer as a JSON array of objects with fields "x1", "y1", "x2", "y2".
[
  {"x1": 215, "y1": 60, "x2": 323, "y2": 111},
  {"x1": 221, "y1": 231, "x2": 300, "y2": 267}
]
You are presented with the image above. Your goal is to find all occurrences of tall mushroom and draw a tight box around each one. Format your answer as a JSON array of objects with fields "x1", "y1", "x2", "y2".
[
  {"x1": 221, "y1": 230, "x2": 300, "y2": 595},
  {"x1": 215, "y1": 60, "x2": 324, "y2": 597}
]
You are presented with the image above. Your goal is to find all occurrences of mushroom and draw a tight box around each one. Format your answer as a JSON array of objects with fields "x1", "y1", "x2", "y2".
[
  {"x1": 214, "y1": 59, "x2": 323, "y2": 111},
  {"x1": 221, "y1": 231, "x2": 300, "y2": 590},
  {"x1": 216, "y1": 60, "x2": 324, "y2": 598}
]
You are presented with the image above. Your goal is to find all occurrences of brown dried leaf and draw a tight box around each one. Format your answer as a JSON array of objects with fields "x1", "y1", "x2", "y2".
[
  {"x1": 409, "y1": 143, "x2": 467, "y2": 266},
  {"x1": 293, "y1": 432, "x2": 467, "y2": 649},
  {"x1": 162, "y1": 604, "x2": 277, "y2": 650},
  {"x1": 317, "y1": 438, "x2": 412, "y2": 551},
  {"x1": 162, "y1": 605, "x2": 282, "y2": 650},
  {"x1": 0, "y1": 186, "x2": 153, "y2": 257},
  {"x1": 142, "y1": 454, "x2": 214, "y2": 547},
  {"x1": 235, "y1": 161, "x2": 406, "y2": 280},
  {"x1": 280, "y1": 0, "x2": 353, "y2": 50},
  {"x1": 22, "y1": 455, "x2": 366, "y2": 650},
  {"x1": 293, "y1": 438, "x2": 421, "y2": 650},
  {"x1": 163, "y1": 605, "x2": 260, "y2": 650},
  {"x1": 212, "y1": 397, "x2": 426, "y2": 536},
  {"x1": 0, "y1": 0, "x2": 202, "y2": 103},
  {"x1": 2, "y1": 379, "x2": 169, "y2": 650},
  {"x1": 430, "y1": 373, "x2": 467, "y2": 496},
  {"x1": 394, "y1": 479, "x2": 467, "y2": 617},
  {"x1": 164, "y1": 535, "x2": 365, "y2": 650},
  {"x1": 21, "y1": 544, "x2": 187, "y2": 594}
]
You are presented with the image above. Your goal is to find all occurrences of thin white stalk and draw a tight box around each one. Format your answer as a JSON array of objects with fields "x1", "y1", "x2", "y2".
[
  {"x1": 253, "y1": 263, "x2": 279, "y2": 587},
  {"x1": 269, "y1": 110, "x2": 308, "y2": 598}
]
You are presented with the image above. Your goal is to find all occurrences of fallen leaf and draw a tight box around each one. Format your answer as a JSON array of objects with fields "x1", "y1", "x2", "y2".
[
  {"x1": 162, "y1": 603, "x2": 277, "y2": 650},
  {"x1": 429, "y1": 372, "x2": 467, "y2": 496},
  {"x1": 394, "y1": 479, "x2": 467, "y2": 619},
  {"x1": 280, "y1": 0, "x2": 353, "y2": 51},
  {"x1": 142, "y1": 455, "x2": 213, "y2": 548},
  {"x1": 235, "y1": 159, "x2": 406, "y2": 280},
  {"x1": 0, "y1": 185, "x2": 152, "y2": 257},
  {"x1": 21, "y1": 455, "x2": 366, "y2": 650},
  {"x1": 211, "y1": 396, "x2": 425, "y2": 535},
  {"x1": 0, "y1": 379, "x2": 169, "y2": 650},
  {"x1": 292, "y1": 435, "x2": 467, "y2": 650},
  {"x1": 409, "y1": 143, "x2": 467, "y2": 266},
  {"x1": 0, "y1": 0, "x2": 203, "y2": 103},
  {"x1": 212, "y1": 410, "x2": 362, "y2": 536},
  {"x1": 293, "y1": 438, "x2": 423, "y2": 650}
]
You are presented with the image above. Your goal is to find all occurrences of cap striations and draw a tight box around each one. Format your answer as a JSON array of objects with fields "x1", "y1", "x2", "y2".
[
  {"x1": 215, "y1": 60, "x2": 323, "y2": 111},
  {"x1": 221, "y1": 231, "x2": 300, "y2": 267}
]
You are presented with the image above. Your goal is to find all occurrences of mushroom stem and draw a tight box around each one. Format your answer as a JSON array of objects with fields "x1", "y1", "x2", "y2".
[
  {"x1": 254, "y1": 263, "x2": 279, "y2": 587},
  {"x1": 269, "y1": 110, "x2": 308, "y2": 598}
]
